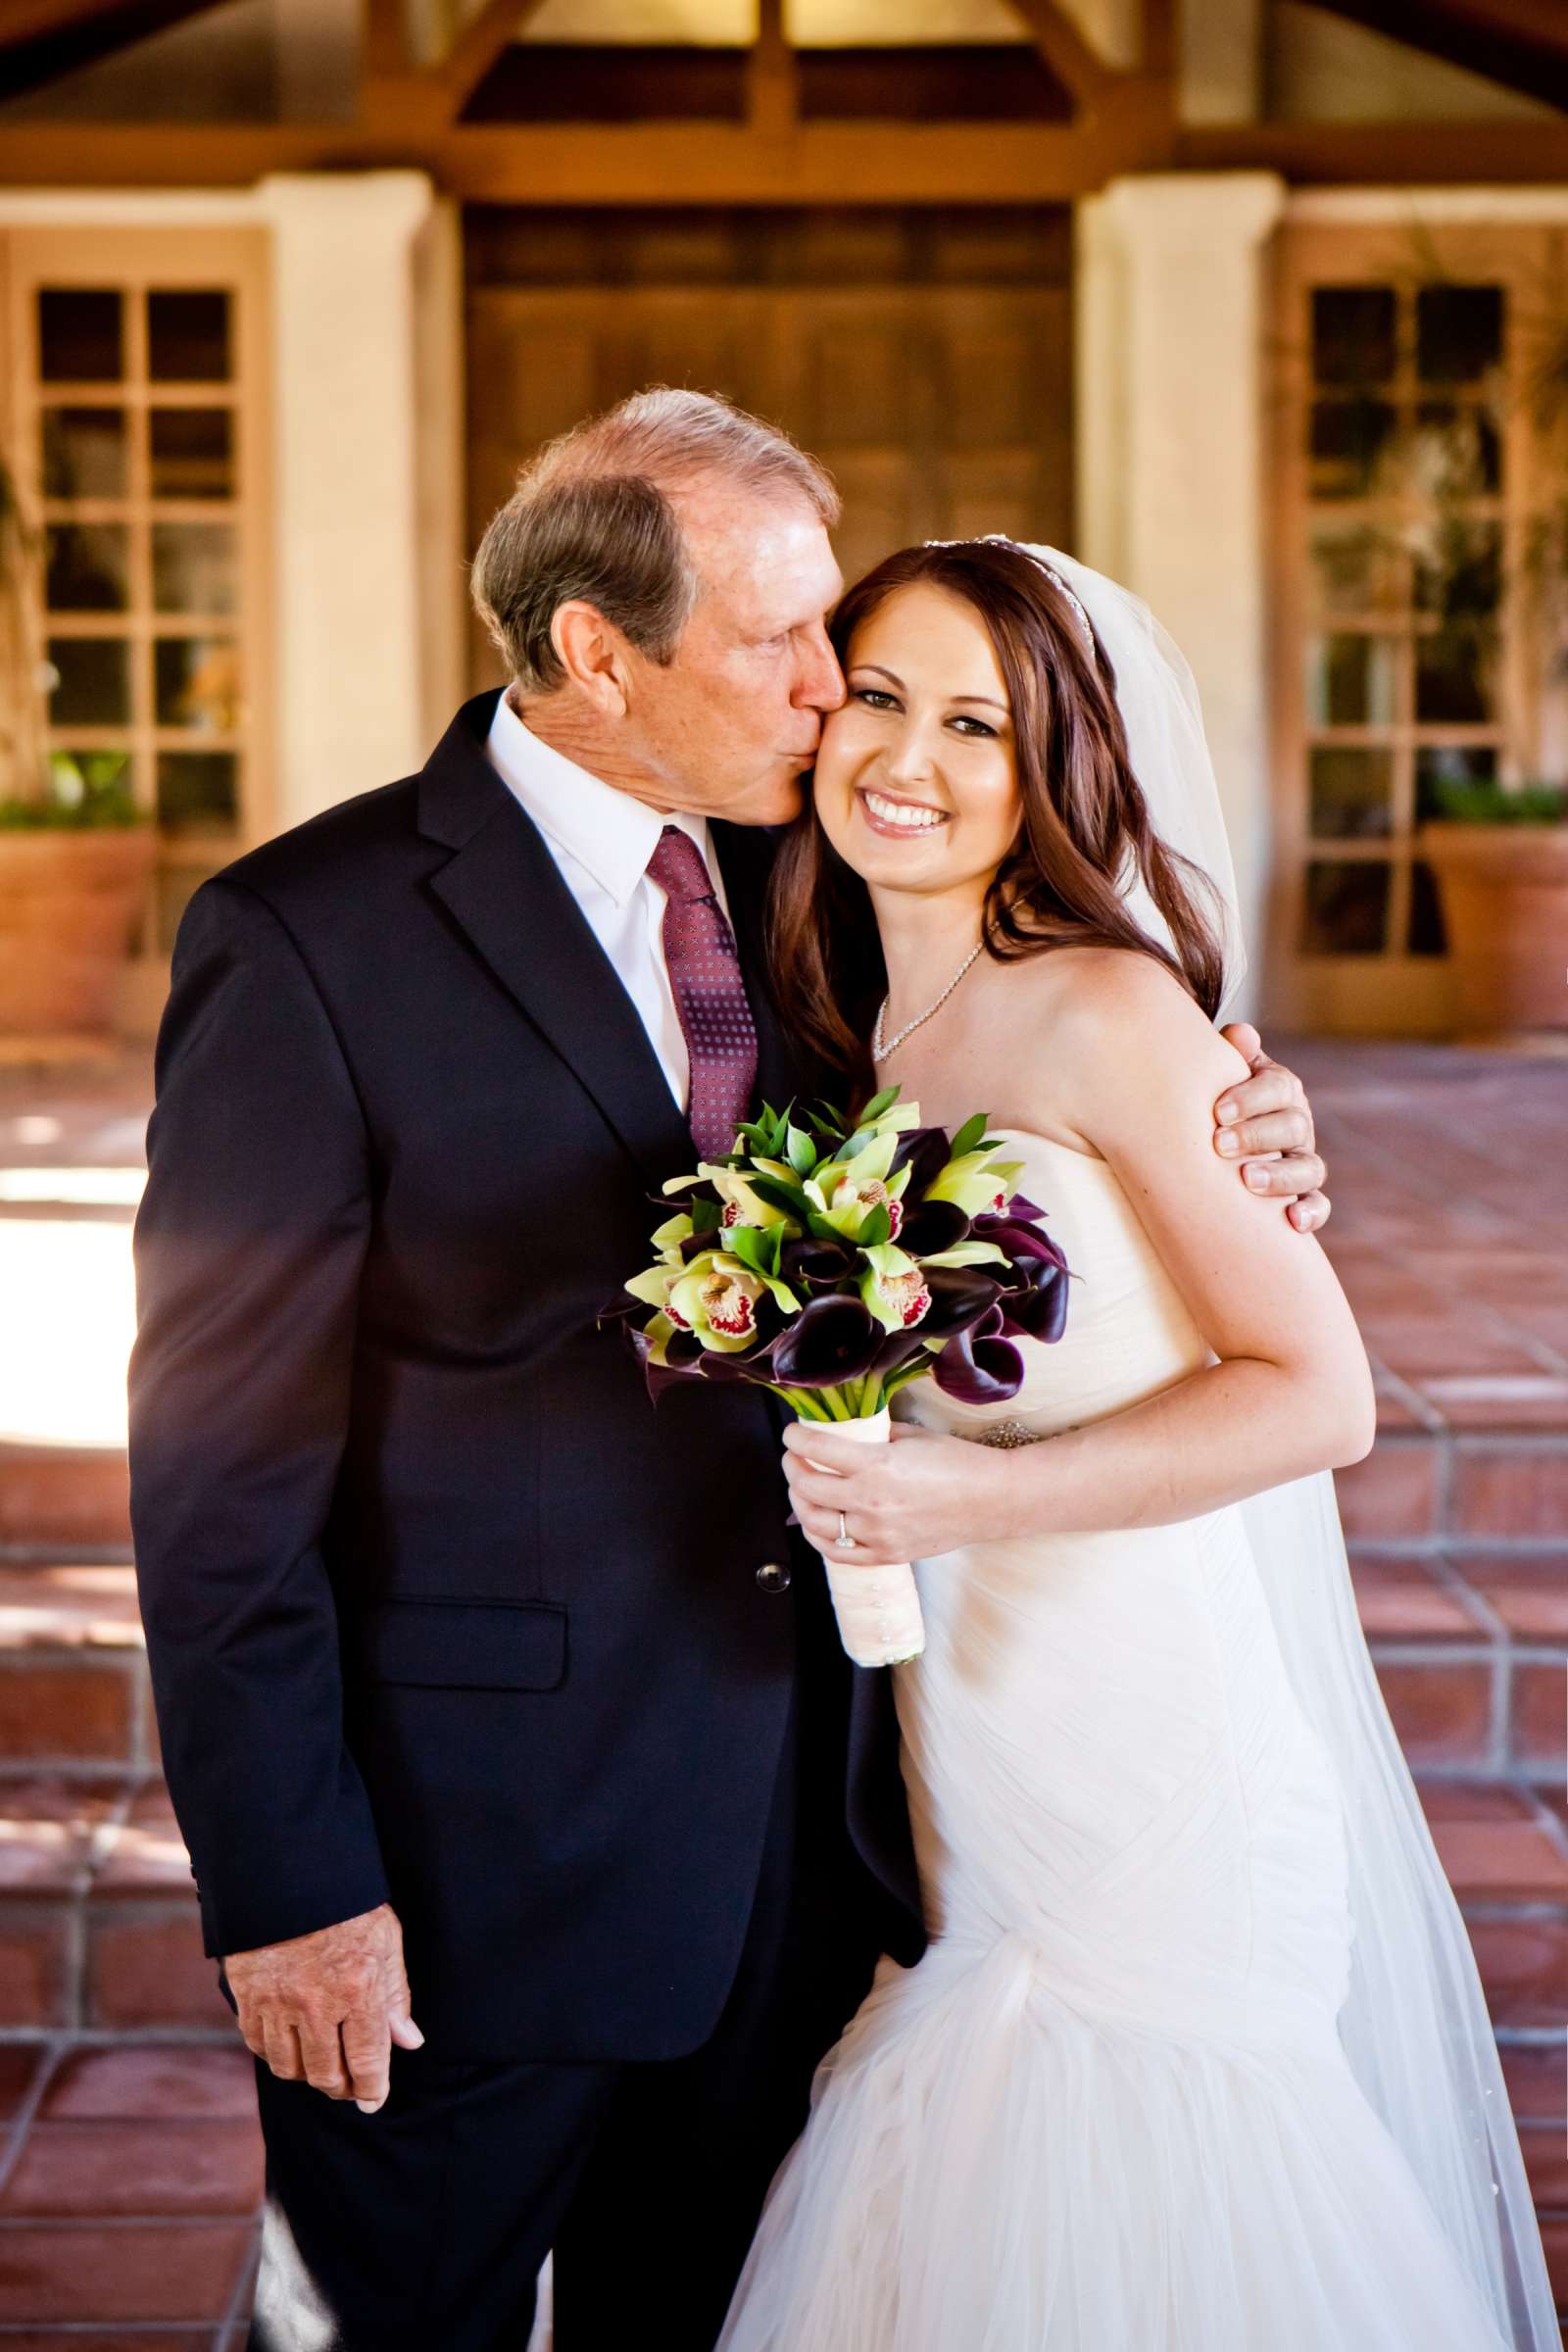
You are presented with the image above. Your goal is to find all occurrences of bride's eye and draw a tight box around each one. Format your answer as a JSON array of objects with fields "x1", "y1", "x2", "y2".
[
  {"x1": 950, "y1": 714, "x2": 999, "y2": 738},
  {"x1": 852, "y1": 686, "x2": 900, "y2": 710}
]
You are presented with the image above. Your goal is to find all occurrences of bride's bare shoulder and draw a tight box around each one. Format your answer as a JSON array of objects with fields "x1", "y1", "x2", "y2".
[{"x1": 1001, "y1": 945, "x2": 1244, "y2": 1097}]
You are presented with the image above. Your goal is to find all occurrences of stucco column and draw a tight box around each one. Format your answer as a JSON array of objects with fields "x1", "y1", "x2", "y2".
[
  {"x1": 256, "y1": 172, "x2": 466, "y2": 830},
  {"x1": 1075, "y1": 172, "x2": 1286, "y2": 1017}
]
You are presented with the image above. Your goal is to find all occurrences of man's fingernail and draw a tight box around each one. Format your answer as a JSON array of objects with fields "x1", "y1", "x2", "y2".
[
  {"x1": 356, "y1": 2098, "x2": 381, "y2": 2115},
  {"x1": 406, "y1": 2025, "x2": 425, "y2": 2048},
  {"x1": 1245, "y1": 1164, "x2": 1269, "y2": 1190},
  {"x1": 1217, "y1": 1101, "x2": 1240, "y2": 1124},
  {"x1": 1216, "y1": 1131, "x2": 1239, "y2": 1155}
]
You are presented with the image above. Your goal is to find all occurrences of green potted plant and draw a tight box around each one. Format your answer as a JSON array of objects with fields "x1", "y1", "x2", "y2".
[
  {"x1": 1419, "y1": 777, "x2": 1568, "y2": 1040},
  {"x1": 0, "y1": 452, "x2": 157, "y2": 1043}
]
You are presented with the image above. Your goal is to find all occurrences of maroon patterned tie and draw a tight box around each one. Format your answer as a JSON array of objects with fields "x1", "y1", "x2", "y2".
[{"x1": 647, "y1": 825, "x2": 759, "y2": 1163}]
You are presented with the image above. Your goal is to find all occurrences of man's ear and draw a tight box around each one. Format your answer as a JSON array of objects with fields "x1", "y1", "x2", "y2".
[{"x1": 551, "y1": 601, "x2": 632, "y2": 717}]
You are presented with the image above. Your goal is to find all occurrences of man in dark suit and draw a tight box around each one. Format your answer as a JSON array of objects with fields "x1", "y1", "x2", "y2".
[{"x1": 129, "y1": 389, "x2": 1331, "y2": 2351}]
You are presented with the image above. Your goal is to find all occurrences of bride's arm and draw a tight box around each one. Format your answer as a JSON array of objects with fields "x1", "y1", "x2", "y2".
[{"x1": 783, "y1": 954, "x2": 1376, "y2": 1555}]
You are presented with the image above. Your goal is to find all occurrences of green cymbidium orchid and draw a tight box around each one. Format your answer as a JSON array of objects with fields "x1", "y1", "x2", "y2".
[
  {"x1": 667, "y1": 1250, "x2": 766, "y2": 1351},
  {"x1": 924, "y1": 1150, "x2": 1026, "y2": 1217}
]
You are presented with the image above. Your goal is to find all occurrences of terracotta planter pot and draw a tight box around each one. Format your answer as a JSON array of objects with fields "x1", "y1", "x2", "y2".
[
  {"x1": 0, "y1": 827, "x2": 158, "y2": 1037},
  {"x1": 1419, "y1": 822, "x2": 1568, "y2": 1039}
]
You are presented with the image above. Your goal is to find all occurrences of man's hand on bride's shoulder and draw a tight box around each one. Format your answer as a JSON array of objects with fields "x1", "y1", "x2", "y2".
[
  {"x1": 783, "y1": 1421, "x2": 1022, "y2": 1566},
  {"x1": 1212, "y1": 1023, "x2": 1330, "y2": 1235},
  {"x1": 222, "y1": 1901, "x2": 424, "y2": 2113}
]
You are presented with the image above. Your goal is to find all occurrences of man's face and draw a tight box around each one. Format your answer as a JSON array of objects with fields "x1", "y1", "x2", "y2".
[{"x1": 624, "y1": 483, "x2": 846, "y2": 827}]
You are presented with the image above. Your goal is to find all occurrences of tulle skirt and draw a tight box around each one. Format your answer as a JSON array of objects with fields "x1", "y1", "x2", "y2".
[{"x1": 716, "y1": 1932, "x2": 1515, "y2": 2352}]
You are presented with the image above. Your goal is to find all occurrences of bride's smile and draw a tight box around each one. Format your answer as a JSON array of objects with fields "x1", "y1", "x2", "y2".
[{"x1": 812, "y1": 579, "x2": 1022, "y2": 899}]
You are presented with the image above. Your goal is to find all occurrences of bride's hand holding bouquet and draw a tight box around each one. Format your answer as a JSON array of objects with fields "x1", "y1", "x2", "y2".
[{"x1": 610, "y1": 1089, "x2": 1069, "y2": 1667}]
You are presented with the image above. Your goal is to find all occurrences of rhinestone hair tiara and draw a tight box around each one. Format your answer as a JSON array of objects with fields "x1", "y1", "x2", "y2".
[{"x1": 922, "y1": 533, "x2": 1096, "y2": 659}]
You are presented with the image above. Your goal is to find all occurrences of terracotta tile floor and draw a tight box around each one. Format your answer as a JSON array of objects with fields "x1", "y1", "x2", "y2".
[{"x1": 0, "y1": 1038, "x2": 1564, "y2": 2341}]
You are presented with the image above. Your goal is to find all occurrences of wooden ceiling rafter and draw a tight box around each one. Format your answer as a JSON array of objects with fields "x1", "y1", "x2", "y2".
[
  {"x1": 1006, "y1": 0, "x2": 1116, "y2": 109},
  {"x1": 437, "y1": 0, "x2": 550, "y2": 112},
  {"x1": 0, "y1": 0, "x2": 234, "y2": 101},
  {"x1": 747, "y1": 0, "x2": 798, "y2": 140}
]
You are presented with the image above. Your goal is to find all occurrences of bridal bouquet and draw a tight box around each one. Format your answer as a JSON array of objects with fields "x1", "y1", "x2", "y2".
[{"x1": 610, "y1": 1089, "x2": 1069, "y2": 1667}]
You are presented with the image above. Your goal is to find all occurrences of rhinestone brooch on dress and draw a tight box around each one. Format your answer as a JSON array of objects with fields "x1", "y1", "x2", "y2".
[{"x1": 976, "y1": 1419, "x2": 1048, "y2": 1449}]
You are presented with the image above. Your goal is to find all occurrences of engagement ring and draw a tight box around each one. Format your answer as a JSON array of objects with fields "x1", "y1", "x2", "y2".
[{"x1": 837, "y1": 1512, "x2": 858, "y2": 1550}]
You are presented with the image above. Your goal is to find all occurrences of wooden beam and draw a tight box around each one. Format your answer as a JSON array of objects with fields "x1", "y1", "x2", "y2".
[
  {"x1": 747, "y1": 0, "x2": 798, "y2": 140},
  {"x1": 1308, "y1": 0, "x2": 1568, "y2": 113},
  {"x1": 1007, "y1": 0, "x2": 1115, "y2": 107},
  {"x1": 361, "y1": 0, "x2": 409, "y2": 80},
  {"x1": 0, "y1": 0, "x2": 231, "y2": 100},
  {"x1": 437, "y1": 0, "x2": 548, "y2": 114},
  {"x1": 0, "y1": 107, "x2": 1177, "y2": 203},
  {"x1": 1178, "y1": 116, "x2": 1568, "y2": 182}
]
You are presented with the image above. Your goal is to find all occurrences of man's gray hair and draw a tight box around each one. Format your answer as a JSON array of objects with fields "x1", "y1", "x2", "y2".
[{"x1": 471, "y1": 387, "x2": 841, "y2": 696}]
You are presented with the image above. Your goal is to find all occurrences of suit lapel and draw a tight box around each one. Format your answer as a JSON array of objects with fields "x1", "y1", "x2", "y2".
[
  {"x1": 419, "y1": 698, "x2": 694, "y2": 1188},
  {"x1": 418, "y1": 702, "x2": 804, "y2": 1176}
]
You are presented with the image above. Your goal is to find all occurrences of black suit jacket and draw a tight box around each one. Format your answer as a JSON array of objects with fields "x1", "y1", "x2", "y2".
[{"x1": 128, "y1": 693, "x2": 923, "y2": 2062}]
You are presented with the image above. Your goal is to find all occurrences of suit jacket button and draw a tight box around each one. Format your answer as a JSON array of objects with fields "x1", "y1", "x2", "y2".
[{"x1": 756, "y1": 1561, "x2": 791, "y2": 1593}]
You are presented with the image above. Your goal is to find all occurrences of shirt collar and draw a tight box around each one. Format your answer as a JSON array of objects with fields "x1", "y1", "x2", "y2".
[{"x1": 485, "y1": 690, "x2": 716, "y2": 908}]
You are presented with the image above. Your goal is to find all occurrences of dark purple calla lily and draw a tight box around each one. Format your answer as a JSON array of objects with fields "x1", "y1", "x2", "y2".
[
  {"x1": 781, "y1": 1233, "x2": 857, "y2": 1289},
  {"x1": 997, "y1": 1259, "x2": 1069, "y2": 1345},
  {"x1": 975, "y1": 1214, "x2": 1069, "y2": 1273},
  {"x1": 932, "y1": 1310, "x2": 1025, "y2": 1405},
  {"x1": 920, "y1": 1264, "x2": 1004, "y2": 1338},
  {"x1": 890, "y1": 1125, "x2": 954, "y2": 1200},
  {"x1": 1005, "y1": 1193, "x2": 1046, "y2": 1223},
  {"x1": 770, "y1": 1294, "x2": 884, "y2": 1389},
  {"x1": 896, "y1": 1198, "x2": 971, "y2": 1257}
]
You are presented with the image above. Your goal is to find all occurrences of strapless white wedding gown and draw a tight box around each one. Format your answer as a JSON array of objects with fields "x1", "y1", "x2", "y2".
[{"x1": 717, "y1": 1130, "x2": 1515, "y2": 2352}]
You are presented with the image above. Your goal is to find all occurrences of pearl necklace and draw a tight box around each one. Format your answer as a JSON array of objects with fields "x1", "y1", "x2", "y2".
[{"x1": 873, "y1": 941, "x2": 984, "y2": 1060}]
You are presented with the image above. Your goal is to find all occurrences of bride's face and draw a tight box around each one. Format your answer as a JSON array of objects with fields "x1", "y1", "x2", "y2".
[{"x1": 812, "y1": 583, "x2": 1022, "y2": 901}]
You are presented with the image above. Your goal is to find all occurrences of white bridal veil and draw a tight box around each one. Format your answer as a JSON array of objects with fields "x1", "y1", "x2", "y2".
[{"x1": 1016, "y1": 541, "x2": 1558, "y2": 2350}]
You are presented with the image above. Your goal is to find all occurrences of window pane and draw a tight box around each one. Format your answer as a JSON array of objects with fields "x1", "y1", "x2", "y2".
[
  {"x1": 37, "y1": 289, "x2": 122, "y2": 382},
  {"x1": 1310, "y1": 526, "x2": 1400, "y2": 616},
  {"x1": 1415, "y1": 743, "x2": 1498, "y2": 821},
  {"x1": 149, "y1": 408, "x2": 234, "y2": 501},
  {"x1": 1301, "y1": 860, "x2": 1390, "y2": 956},
  {"x1": 1309, "y1": 399, "x2": 1396, "y2": 500},
  {"x1": 1407, "y1": 859, "x2": 1448, "y2": 956},
  {"x1": 1304, "y1": 633, "x2": 1397, "y2": 726},
  {"x1": 1413, "y1": 519, "x2": 1501, "y2": 625},
  {"x1": 157, "y1": 751, "x2": 238, "y2": 835},
  {"x1": 1309, "y1": 746, "x2": 1393, "y2": 840},
  {"x1": 1412, "y1": 402, "x2": 1500, "y2": 496},
  {"x1": 41, "y1": 408, "x2": 126, "y2": 500},
  {"x1": 152, "y1": 522, "x2": 236, "y2": 614},
  {"x1": 155, "y1": 637, "x2": 241, "y2": 731},
  {"x1": 45, "y1": 523, "x2": 128, "y2": 612},
  {"x1": 147, "y1": 290, "x2": 231, "y2": 382},
  {"x1": 1414, "y1": 628, "x2": 1495, "y2": 724},
  {"x1": 47, "y1": 637, "x2": 130, "y2": 726},
  {"x1": 1417, "y1": 284, "x2": 1503, "y2": 385},
  {"x1": 1311, "y1": 287, "x2": 1396, "y2": 386}
]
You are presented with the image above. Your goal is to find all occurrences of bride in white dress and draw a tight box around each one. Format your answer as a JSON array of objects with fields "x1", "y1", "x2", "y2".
[{"x1": 718, "y1": 539, "x2": 1558, "y2": 2350}]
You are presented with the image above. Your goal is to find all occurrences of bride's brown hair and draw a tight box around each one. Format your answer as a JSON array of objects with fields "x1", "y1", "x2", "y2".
[{"x1": 767, "y1": 539, "x2": 1227, "y2": 1098}]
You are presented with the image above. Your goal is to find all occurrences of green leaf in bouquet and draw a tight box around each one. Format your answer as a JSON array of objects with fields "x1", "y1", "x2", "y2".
[
  {"x1": 725, "y1": 1224, "x2": 766, "y2": 1271},
  {"x1": 857, "y1": 1201, "x2": 892, "y2": 1249},
  {"x1": 689, "y1": 1197, "x2": 723, "y2": 1235},
  {"x1": 920, "y1": 1239, "x2": 1008, "y2": 1268},
  {"x1": 949, "y1": 1111, "x2": 991, "y2": 1159},
  {"x1": 785, "y1": 1124, "x2": 817, "y2": 1177},
  {"x1": 861, "y1": 1241, "x2": 916, "y2": 1278},
  {"x1": 861, "y1": 1084, "x2": 901, "y2": 1123},
  {"x1": 747, "y1": 1172, "x2": 813, "y2": 1222}
]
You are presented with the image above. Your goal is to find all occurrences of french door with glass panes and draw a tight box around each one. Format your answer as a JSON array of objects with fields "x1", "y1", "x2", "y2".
[
  {"x1": 1267, "y1": 220, "x2": 1568, "y2": 1034},
  {"x1": 0, "y1": 226, "x2": 272, "y2": 1027}
]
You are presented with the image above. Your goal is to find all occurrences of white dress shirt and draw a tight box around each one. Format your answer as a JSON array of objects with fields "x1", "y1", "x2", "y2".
[{"x1": 485, "y1": 691, "x2": 732, "y2": 1110}]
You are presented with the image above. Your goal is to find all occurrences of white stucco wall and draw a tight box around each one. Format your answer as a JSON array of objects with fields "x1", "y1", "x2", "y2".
[{"x1": 1075, "y1": 173, "x2": 1287, "y2": 1020}]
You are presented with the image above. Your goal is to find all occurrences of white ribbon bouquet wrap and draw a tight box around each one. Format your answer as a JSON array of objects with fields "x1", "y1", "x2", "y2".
[{"x1": 610, "y1": 1088, "x2": 1071, "y2": 1669}]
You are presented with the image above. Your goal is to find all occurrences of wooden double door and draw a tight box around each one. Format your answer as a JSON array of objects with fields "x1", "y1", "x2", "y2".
[{"x1": 465, "y1": 208, "x2": 1074, "y2": 688}]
